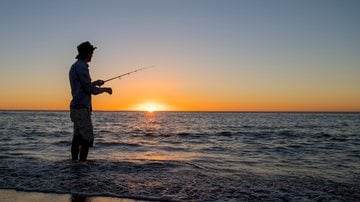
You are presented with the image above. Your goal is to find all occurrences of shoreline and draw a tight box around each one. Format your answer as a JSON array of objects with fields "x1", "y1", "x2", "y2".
[{"x1": 0, "y1": 189, "x2": 146, "y2": 202}]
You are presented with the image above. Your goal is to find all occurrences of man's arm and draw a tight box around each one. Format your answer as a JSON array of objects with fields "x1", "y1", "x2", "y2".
[
  {"x1": 92, "y1": 80, "x2": 104, "y2": 86},
  {"x1": 101, "y1": 87, "x2": 112, "y2": 95},
  {"x1": 76, "y1": 66, "x2": 104, "y2": 95},
  {"x1": 92, "y1": 80, "x2": 112, "y2": 95},
  {"x1": 75, "y1": 64, "x2": 112, "y2": 95}
]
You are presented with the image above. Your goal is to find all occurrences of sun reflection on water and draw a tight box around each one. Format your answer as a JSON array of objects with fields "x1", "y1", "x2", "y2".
[
  {"x1": 109, "y1": 150, "x2": 199, "y2": 162},
  {"x1": 97, "y1": 111, "x2": 201, "y2": 163}
]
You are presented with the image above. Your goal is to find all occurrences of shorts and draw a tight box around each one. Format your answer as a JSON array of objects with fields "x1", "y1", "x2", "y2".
[{"x1": 70, "y1": 108, "x2": 94, "y2": 147}]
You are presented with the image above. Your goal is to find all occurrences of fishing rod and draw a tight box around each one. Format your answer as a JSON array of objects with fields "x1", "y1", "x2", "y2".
[{"x1": 103, "y1": 65, "x2": 154, "y2": 83}]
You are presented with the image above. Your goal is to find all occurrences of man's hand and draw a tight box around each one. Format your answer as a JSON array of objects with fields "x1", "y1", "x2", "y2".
[
  {"x1": 102, "y1": 87, "x2": 112, "y2": 95},
  {"x1": 92, "y1": 80, "x2": 104, "y2": 86}
]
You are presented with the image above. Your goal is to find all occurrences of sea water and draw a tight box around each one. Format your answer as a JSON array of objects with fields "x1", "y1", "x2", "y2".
[{"x1": 0, "y1": 111, "x2": 359, "y2": 201}]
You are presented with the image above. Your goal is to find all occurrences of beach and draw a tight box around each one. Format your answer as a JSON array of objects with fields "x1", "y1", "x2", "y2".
[{"x1": 0, "y1": 189, "x2": 141, "y2": 202}]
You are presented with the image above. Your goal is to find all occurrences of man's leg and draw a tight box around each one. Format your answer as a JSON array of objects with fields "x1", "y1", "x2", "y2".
[
  {"x1": 73, "y1": 108, "x2": 93, "y2": 162},
  {"x1": 71, "y1": 127, "x2": 80, "y2": 160},
  {"x1": 77, "y1": 109, "x2": 93, "y2": 161},
  {"x1": 79, "y1": 145, "x2": 89, "y2": 161},
  {"x1": 71, "y1": 140, "x2": 80, "y2": 160}
]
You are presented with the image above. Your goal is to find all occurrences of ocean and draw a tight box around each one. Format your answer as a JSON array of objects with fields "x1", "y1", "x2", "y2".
[{"x1": 0, "y1": 111, "x2": 359, "y2": 201}]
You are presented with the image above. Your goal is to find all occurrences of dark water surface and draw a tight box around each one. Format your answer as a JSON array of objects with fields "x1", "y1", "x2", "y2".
[{"x1": 0, "y1": 111, "x2": 359, "y2": 201}]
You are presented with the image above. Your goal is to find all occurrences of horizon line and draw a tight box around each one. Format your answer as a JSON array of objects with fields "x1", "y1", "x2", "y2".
[{"x1": 0, "y1": 109, "x2": 359, "y2": 113}]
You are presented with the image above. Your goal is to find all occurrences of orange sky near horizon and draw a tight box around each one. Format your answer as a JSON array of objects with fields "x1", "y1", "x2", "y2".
[
  {"x1": 0, "y1": 56, "x2": 359, "y2": 112},
  {"x1": 0, "y1": 61, "x2": 360, "y2": 112},
  {"x1": 1, "y1": 69, "x2": 359, "y2": 112}
]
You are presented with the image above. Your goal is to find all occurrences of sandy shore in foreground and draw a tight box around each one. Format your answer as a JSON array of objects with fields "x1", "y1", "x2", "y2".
[{"x1": 0, "y1": 189, "x2": 141, "y2": 202}]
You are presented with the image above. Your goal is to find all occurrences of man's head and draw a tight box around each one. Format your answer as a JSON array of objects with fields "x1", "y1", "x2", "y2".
[{"x1": 76, "y1": 41, "x2": 97, "y2": 62}]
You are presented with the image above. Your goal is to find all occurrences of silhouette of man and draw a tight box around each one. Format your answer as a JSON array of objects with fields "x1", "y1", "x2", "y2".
[{"x1": 69, "y1": 41, "x2": 112, "y2": 161}]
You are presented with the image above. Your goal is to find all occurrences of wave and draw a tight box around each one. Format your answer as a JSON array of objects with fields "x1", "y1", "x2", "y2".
[
  {"x1": 95, "y1": 141, "x2": 141, "y2": 147},
  {"x1": 1, "y1": 155, "x2": 359, "y2": 201},
  {"x1": 53, "y1": 140, "x2": 71, "y2": 146},
  {"x1": 175, "y1": 131, "x2": 239, "y2": 138}
]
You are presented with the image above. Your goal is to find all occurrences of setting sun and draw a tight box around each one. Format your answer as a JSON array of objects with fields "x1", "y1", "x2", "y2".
[
  {"x1": 133, "y1": 102, "x2": 170, "y2": 112},
  {"x1": 147, "y1": 106, "x2": 155, "y2": 113}
]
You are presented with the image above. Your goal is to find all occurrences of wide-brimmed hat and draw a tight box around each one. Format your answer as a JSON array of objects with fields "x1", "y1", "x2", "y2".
[{"x1": 76, "y1": 41, "x2": 97, "y2": 59}]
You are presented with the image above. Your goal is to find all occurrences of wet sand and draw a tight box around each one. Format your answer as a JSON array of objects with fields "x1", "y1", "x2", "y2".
[{"x1": 0, "y1": 189, "x2": 141, "y2": 202}]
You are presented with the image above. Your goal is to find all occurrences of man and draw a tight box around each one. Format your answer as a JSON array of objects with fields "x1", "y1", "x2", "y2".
[{"x1": 69, "y1": 41, "x2": 112, "y2": 161}]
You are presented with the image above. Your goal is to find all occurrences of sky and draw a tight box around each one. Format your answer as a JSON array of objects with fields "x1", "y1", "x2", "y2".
[{"x1": 0, "y1": 0, "x2": 359, "y2": 111}]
